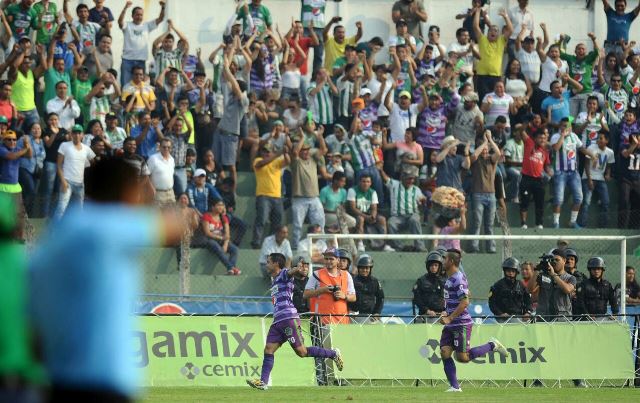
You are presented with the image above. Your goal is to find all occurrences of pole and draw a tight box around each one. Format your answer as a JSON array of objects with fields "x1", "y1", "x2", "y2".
[{"x1": 621, "y1": 238, "x2": 627, "y2": 316}]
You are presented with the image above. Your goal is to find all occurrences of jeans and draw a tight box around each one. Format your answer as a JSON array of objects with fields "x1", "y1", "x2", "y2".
[
  {"x1": 304, "y1": 27, "x2": 325, "y2": 74},
  {"x1": 18, "y1": 109, "x2": 40, "y2": 133},
  {"x1": 578, "y1": 179, "x2": 609, "y2": 228},
  {"x1": 173, "y1": 168, "x2": 187, "y2": 197},
  {"x1": 291, "y1": 197, "x2": 325, "y2": 250},
  {"x1": 54, "y1": 180, "x2": 84, "y2": 219},
  {"x1": 387, "y1": 213, "x2": 425, "y2": 250},
  {"x1": 227, "y1": 213, "x2": 248, "y2": 246},
  {"x1": 120, "y1": 59, "x2": 146, "y2": 87},
  {"x1": 41, "y1": 161, "x2": 58, "y2": 217},
  {"x1": 192, "y1": 237, "x2": 238, "y2": 271},
  {"x1": 470, "y1": 193, "x2": 497, "y2": 252},
  {"x1": 505, "y1": 167, "x2": 522, "y2": 201},
  {"x1": 252, "y1": 196, "x2": 284, "y2": 247},
  {"x1": 356, "y1": 165, "x2": 384, "y2": 207},
  {"x1": 519, "y1": 174, "x2": 545, "y2": 226},
  {"x1": 552, "y1": 170, "x2": 583, "y2": 207},
  {"x1": 618, "y1": 178, "x2": 640, "y2": 228},
  {"x1": 18, "y1": 167, "x2": 38, "y2": 217}
]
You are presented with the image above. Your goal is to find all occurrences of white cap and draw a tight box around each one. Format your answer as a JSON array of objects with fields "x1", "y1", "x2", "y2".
[
  {"x1": 194, "y1": 168, "x2": 207, "y2": 177},
  {"x1": 360, "y1": 88, "x2": 372, "y2": 97}
]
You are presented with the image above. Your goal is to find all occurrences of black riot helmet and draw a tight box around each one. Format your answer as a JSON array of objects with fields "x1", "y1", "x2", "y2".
[
  {"x1": 587, "y1": 256, "x2": 606, "y2": 271},
  {"x1": 564, "y1": 248, "x2": 579, "y2": 264},
  {"x1": 502, "y1": 257, "x2": 520, "y2": 273}
]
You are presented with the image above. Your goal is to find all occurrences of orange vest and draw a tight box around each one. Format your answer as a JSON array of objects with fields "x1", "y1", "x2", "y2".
[{"x1": 310, "y1": 268, "x2": 350, "y2": 324}]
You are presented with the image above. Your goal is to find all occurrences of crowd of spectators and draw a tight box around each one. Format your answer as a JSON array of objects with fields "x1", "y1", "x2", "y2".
[{"x1": 1, "y1": 0, "x2": 640, "y2": 272}]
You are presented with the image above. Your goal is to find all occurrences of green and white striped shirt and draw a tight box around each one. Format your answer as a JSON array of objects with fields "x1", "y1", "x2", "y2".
[
  {"x1": 154, "y1": 48, "x2": 184, "y2": 76},
  {"x1": 301, "y1": 0, "x2": 327, "y2": 28},
  {"x1": 337, "y1": 77, "x2": 354, "y2": 118},
  {"x1": 348, "y1": 131, "x2": 376, "y2": 171},
  {"x1": 73, "y1": 20, "x2": 101, "y2": 51},
  {"x1": 88, "y1": 95, "x2": 111, "y2": 128},
  {"x1": 386, "y1": 178, "x2": 422, "y2": 216},
  {"x1": 307, "y1": 82, "x2": 334, "y2": 125}
]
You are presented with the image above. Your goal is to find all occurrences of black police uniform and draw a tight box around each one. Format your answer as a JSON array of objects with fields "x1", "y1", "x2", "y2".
[
  {"x1": 576, "y1": 277, "x2": 619, "y2": 316},
  {"x1": 489, "y1": 277, "x2": 532, "y2": 317},
  {"x1": 292, "y1": 276, "x2": 309, "y2": 313},
  {"x1": 567, "y1": 269, "x2": 587, "y2": 316},
  {"x1": 412, "y1": 272, "x2": 445, "y2": 315},
  {"x1": 349, "y1": 274, "x2": 385, "y2": 314}
]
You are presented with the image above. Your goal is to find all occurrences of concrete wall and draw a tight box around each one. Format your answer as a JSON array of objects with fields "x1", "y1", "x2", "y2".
[{"x1": 61, "y1": 0, "x2": 628, "y2": 75}]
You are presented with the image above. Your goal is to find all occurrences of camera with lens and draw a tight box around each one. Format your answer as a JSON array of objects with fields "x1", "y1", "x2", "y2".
[
  {"x1": 328, "y1": 285, "x2": 341, "y2": 300},
  {"x1": 535, "y1": 254, "x2": 554, "y2": 274}
]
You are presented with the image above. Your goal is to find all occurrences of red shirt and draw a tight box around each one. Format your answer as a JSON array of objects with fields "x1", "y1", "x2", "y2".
[
  {"x1": 202, "y1": 213, "x2": 229, "y2": 237},
  {"x1": 0, "y1": 100, "x2": 13, "y2": 126},
  {"x1": 287, "y1": 36, "x2": 313, "y2": 75},
  {"x1": 521, "y1": 135, "x2": 550, "y2": 178}
]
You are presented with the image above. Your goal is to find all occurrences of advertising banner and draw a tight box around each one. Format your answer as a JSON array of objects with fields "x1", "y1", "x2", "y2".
[
  {"x1": 136, "y1": 316, "x2": 316, "y2": 386},
  {"x1": 330, "y1": 322, "x2": 634, "y2": 380}
]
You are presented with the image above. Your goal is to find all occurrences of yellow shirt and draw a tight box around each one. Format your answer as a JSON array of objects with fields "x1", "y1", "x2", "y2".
[
  {"x1": 324, "y1": 35, "x2": 357, "y2": 72},
  {"x1": 476, "y1": 35, "x2": 507, "y2": 77},
  {"x1": 254, "y1": 155, "x2": 285, "y2": 197},
  {"x1": 121, "y1": 81, "x2": 157, "y2": 113}
]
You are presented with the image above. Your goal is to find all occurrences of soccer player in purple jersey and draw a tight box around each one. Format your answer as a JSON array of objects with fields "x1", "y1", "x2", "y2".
[
  {"x1": 247, "y1": 253, "x2": 344, "y2": 390},
  {"x1": 438, "y1": 249, "x2": 508, "y2": 392}
]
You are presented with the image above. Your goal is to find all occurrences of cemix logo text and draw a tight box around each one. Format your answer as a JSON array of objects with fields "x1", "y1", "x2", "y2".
[
  {"x1": 133, "y1": 325, "x2": 258, "y2": 367},
  {"x1": 420, "y1": 339, "x2": 546, "y2": 364}
]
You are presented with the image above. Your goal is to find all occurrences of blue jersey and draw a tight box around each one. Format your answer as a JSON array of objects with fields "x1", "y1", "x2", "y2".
[
  {"x1": 271, "y1": 269, "x2": 300, "y2": 324},
  {"x1": 444, "y1": 270, "x2": 473, "y2": 327}
]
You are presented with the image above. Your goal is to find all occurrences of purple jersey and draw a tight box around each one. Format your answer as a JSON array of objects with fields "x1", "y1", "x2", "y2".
[
  {"x1": 444, "y1": 270, "x2": 473, "y2": 327},
  {"x1": 271, "y1": 269, "x2": 300, "y2": 324}
]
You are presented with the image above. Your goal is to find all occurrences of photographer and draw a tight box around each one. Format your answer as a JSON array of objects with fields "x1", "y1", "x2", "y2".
[
  {"x1": 527, "y1": 249, "x2": 576, "y2": 321},
  {"x1": 303, "y1": 248, "x2": 356, "y2": 324},
  {"x1": 489, "y1": 257, "x2": 532, "y2": 323}
]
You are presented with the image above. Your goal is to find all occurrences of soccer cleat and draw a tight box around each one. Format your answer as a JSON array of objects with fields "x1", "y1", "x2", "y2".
[
  {"x1": 490, "y1": 337, "x2": 508, "y2": 358},
  {"x1": 445, "y1": 387, "x2": 462, "y2": 392},
  {"x1": 246, "y1": 379, "x2": 268, "y2": 390},
  {"x1": 333, "y1": 348, "x2": 344, "y2": 371}
]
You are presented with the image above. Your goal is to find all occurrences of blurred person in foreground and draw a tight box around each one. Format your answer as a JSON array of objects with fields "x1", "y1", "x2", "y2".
[
  {"x1": 29, "y1": 157, "x2": 182, "y2": 402},
  {"x1": 0, "y1": 193, "x2": 44, "y2": 403}
]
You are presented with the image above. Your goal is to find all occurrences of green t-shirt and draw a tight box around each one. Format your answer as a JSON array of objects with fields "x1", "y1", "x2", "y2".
[
  {"x1": 6, "y1": 3, "x2": 37, "y2": 41},
  {"x1": 0, "y1": 241, "x2": 44, "y2": 383},
  {"x1": 237, "y1": 4, "x2": 272, "y2": 35},
  {"x1": 44, "y1": 67, "x2": 71, "y2": 107},
  {"x1": 319, "y1": 185, "x2": 347, "y2": 212},
  {"x1": 72, "y1": 78, "x2": 93, "y2": 123},
  {"x1": 32, "y1": 1, "x2": 58, "y2": 45},
  {"x1": 561, "y1": 50, "x2": 598, "y2": 94}
]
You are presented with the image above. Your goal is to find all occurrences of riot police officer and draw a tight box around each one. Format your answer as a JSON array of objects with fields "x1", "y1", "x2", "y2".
[
  {"x1": 489, "y1": 257, "x2": 532, "y2": 322},
  {"x1": 412, "y1": 251, "x2": 446, "y2": 322},
  {"x1": 348, "y1": 254, "x2": 384, "y2": 323},
  {"x1": 576, "y1": 257, "x2": 619, "y2": 319},
  {"x1": 292, "y1": 256, "x2": 310, "y2": 314},
  {"x1": 563, "y1": 248, "x2": 586, "y2": 316}
]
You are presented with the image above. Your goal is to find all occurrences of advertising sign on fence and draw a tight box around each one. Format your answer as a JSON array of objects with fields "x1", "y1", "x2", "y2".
[
  {"x1": 136, "y1": 316, "x2": 316, "y2": 386},
  {"x1": 330, "y1": 322, "x2": 634, "y2": 380}
]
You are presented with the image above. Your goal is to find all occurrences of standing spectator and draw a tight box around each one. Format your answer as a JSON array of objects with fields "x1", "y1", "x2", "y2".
[
  {"x1": 5, "y1": 0, "x2": 37, "y2": 41},
  {"x1": 84, "y1": 72, "x2": 118, "y2": 128},
  {"x1": 348, "y1": 173, "x2": 393, "y2": 252},
  {"x1": 0, "y1": 82, "x2": 16, "y2": 128},
  {"x1": 121, "y1": 65, "x2": 157, "y2": 113},
  {"x1": 289, "y1": 127, "x2": 327, "y2": 250},
  {"x1": 41, "y1": 113, "x2": 68, "y2": 218},
  {"x1": 448, "y1": 28, "x2": 478, "y2": 81},
  {"x1": 46, "y1": 81, "x2": 81, "y2": 131},
  {"x1": 504, "y1": 58, "x2": 533, "y2": 126},
  {"x1": 601, "y1": 0, "x2": 640, "y2": 57},
  {"x1": 561, "y1": 32, "x2": 600, "y2": 117},
  {"x1": 391, "y1": 0, "x2": 428, "y2": 40},
  {"x1": 147, "y1": 138, "x2": 174, "y2": 207},
  {"x1": 468, "y1": 131, "x2": 500, "y2": 254},
  {"x1": 307, "y1": 68, "x2": 338, "y2": 128},
  {"x1": 574, "y1": 95, "x2": 609, "y2": 149},
  {"x1": 379, "y1": 165, "x2": 427, "y2": 252},
  {"x1": 299, "y1": 0, "x2": 336, "y2": 73},
  {"x1": 451, "y1": 91, "x2": 483, "y2": 145},
  {"x1": 618, "y1": 132, "x2": 640, "y2": 228},
  {"x1": 191, "y1": 198, "x2": 241, "y2": 275},
  {"x1": 63, "y1": 0, "x2": 105, "y2": 53},
  {"x1": 104, "y1": 112, "x2": 126, "y2": 151},
  {"x1": 384, "y1": 87, "x2": 425, "y2": 143},
  {"x1": 533, "y1": 28, "x2": 567, "y2": 114},
  {"x1": 285, "y1": 18, "x2": 319, "y2": 97},
  {"x1": 89, "y1": 0, "x2": 114, "y2": 31},
  {"x1": 43, "y1": 40, "x2": 80, "y2": 108},
  {"x1": 519, "y1": 127, "x2": 552, "y2": 229},
  {"x1": 83, "y1": 34, "x2": 114, "y2": 79},
  {"x1": 616, "y1": 266, "x2": 640, "y2": 305},
  {"x1": 152, "y1": 19, "x2": 189, "y2": 77},
  {"x1": 186, "y1": 168, "x2": 221, "y2": 215},
  {"x1": 541, "y1": 78, "x2": 583, "y2": 130},
  {"x1": 0, "y1": 130, "x2": 31, "y2": 239},
  {"x1": 215, "y1": 51, "x2": 249, "y2": 191},
  {"x1": 117, "y1": 0, "x2": 165, "y2": 87},
  {"x1": 9, "y1": 45, "x2": 46, "y2": 131},
  {"x1": 32, "y1": 0, "x2": 58, "y2": 48},
  {"x1": 418, "y1": 90, "x2": 460, "y2": 156},
  {"x1": 258, "y1": 225, "x2": 293, "y2": 278},
  {"x1": 348, "y1": 117, "x2": 385, "y2": 206},
  {"x1": 130, "y1": 110, "x2": 163, "y2": 159},
  {"x1": 164, "y1": 114, "x2": 191, "y2": 196},
  {"x1": 550, "y1": 119, "x2": 593, "y2": 228},
  {"x1": 507, "y1": 0, "x2": 534, "y2": 58},
  {"x1": 237, "y1": 0, "x2": 272, "y2": 35},
  {"x1": 473, "y1": 7, "x2": 513, "y2": 101},
  {"x1": 503, "y1": 125, "x2": 525, "y2": 202},
  {"x1": 19, "y1": 122, "x2": 44, "y2": 217},
  {"x1": 320, "y1": 171, "x2": 355, "y2": 231},
  {"x1": 578, "y1": 133, "x2": 614, "y2": 228},
  {"x1": 54, "y1": 125, "x2": 95, "y2": 219},
  {"x1": 323, "y1": 17, "x2": 362, "y2": 72},
  {"x1": 481, "y1": 80, "x2": 515, "y2": 130},
  {"x1": 435, "y1": 136, "x2": 471, "y2": 192},
  {"x1": 514, "y1": 27, "x2": 541, "y2": 85}
]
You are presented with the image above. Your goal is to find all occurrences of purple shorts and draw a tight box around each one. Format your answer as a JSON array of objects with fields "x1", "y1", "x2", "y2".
[
  {"x1": 440, "y1": 324, "x2": 472, "y2": 353},
  {"x1": 266, "y1": 318, "x2": 304, "y2": 347}
]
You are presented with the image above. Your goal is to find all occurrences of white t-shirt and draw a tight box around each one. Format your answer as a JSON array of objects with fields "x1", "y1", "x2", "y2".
[
  {"x1": 388, "y1": 34, "x2": 417, "y2": 49},
  {"x1": 304, "y1": 268, "x2": 356, "y2": 295},
  {"x1": 503, "y1": 138, "x2": 524, "y2": 164},
  {"x1": 482, "y1": 92, "x2": 514, "y2": 127},
  {"x1": 538, "y1": 58, "x2": 568, "y2": 93},
  {"x1": 582, "y1": 144, "x2": 615, "y2": 181},
  {"x1": 389, "y1": 103, "x2": 420, "y2": 142},
  {"x1": 58, "y1": 141, "x2": 95, "y2": 184},
  {"x1": 122, "y1": 20, "x2": 158, "y2": 61},
  {"x1": 147, "y1": 152, "x2": 175, "y2": 190},
  {"x1": 515, "y1": 48, "x2": 541, "y2": 84},
  {"x1": 448, "y1": 41, "x2": 474, "y2": 70}
]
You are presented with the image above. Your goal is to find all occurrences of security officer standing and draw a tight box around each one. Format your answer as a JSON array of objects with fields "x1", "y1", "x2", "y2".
[
  {"x1": 292, "y1": 256, "x2": 310, "y2": 314},
  {"x1": 563, "y1": 248, "x2": 586, "y2": 317},
  {"x1": 489, "y1": 257, "x2": 533, "y2": 323},
  {"x1": 348, "y1": 254, "x2": 384, "y2": 323},
  {"x1": 576, "y1": 257, "x2": 619, "y2": 319},
  {"x1": 412, "y1": 251, "x2": 446, "y2": 323}
]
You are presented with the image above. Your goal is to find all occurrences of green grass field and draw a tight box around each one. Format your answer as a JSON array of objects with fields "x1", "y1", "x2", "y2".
[{"x1": 141, "y1": 386, "x2": 639, "y2": 402}]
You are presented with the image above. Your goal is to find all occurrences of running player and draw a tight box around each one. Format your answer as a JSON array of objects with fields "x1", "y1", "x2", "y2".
[
  {"x1": 439, "y1": 249, "x2": 508, "y2": 392},
  {"x1": 247, "y1": 253, "x2": 344, "y2": 390}
]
